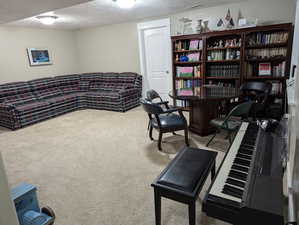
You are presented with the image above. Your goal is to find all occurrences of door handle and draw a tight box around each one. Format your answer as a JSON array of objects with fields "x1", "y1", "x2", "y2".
[
  {"x1": 291, "y1": 65, "x2": 297, "y2": 78},
  {"x1": 166, "y1": 71, "x2": 169, "y2": 74}
]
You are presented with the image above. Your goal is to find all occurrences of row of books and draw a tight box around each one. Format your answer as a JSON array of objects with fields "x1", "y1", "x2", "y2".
[
  {"x1": 207, "y1": 38, "x2": 242, "y2": 49},
  {"x1": 246, "y1": 62, "x2": 286, "y2": 77},
  {"x1": 246, "y1": 47, "x2": 287, "y2": 59},
  {"x1": 206, "y1": 65, "x2": 240, "y2": 77},
  {"x1": 247, "y1": 32, "x2": 289, "y2": 46},
  {"x1": 207, "y1": 49, "x2": 240, "y2": 61},
  {"x1": 271, "y1": 82, "x2": 283, "y2": 95},
  {"x1": 175, "y1": 52, "x2": 202, "y2": 62},
  {"x1": 207, "y1": 81, "x2": 236, "y2": 88},
  {"x1": 175, "y1": 39, "x2": 203, "y2": 51},
  {"x1": 176, "y1": 66, "x2": 202, "y2": 77},
  {"x1": 176, "y1": 80, "x2": 201, "y2": 89}
]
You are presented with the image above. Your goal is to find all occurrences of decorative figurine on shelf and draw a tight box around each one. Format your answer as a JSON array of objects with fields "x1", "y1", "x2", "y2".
[
  {"x1": 180, "y1": 55, "x2": 189, "y2": 62},
  {"x1": 225, "y1": 9, "x2": 235, "y2": 29},
  {"x1": 179, "y1": 17, "x2": 193, "y2": 34},
  {"x1": 196, "y1": 19, "x2": 203, "y2": 33},
  {"x1": 176, "y1": 54, "x2": 179, "y2": 62},
  {"x1": 202, "y1": 20, "x2": 210, "y2": 33}
]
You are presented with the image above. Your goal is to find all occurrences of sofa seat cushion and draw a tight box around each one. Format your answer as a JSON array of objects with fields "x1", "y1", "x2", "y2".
[
  {"x1": 15, "y1": 101, "x2": 50, "y2": 114},
  {"x1": 89, "y1": 82, "x2": 128, "y2": 91},
  {"x1": 33, "y1": 87, "x2": 63, "y2": 100},
  {"x1": 46, "y1": 93, "x2": 78, "y2": 105},
  {"x1": 86, "y1": 91, "x2": 120, "y2": 101}
]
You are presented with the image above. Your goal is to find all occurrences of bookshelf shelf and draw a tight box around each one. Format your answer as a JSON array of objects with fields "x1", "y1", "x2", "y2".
[
  {"x1": 174, "y1": 49, "x2": 202, "y2": 53},
  {"x1": 206, "y1": 76, "x2": 240, "y2": 80},
  {"x1": 246, "y1": 57, "x2": 286, "y2": 63},
  {"x1": 246, "y1": 42, "x2": 288, "y2": 49},
  {"x1": 176, "y1": 77, "x2": 202, "y2": 80},
  {"x1": 207, "y1": 46, "x2": 240, "y2": 51},
  {"x1": 206, "y1": 59, "x2": 240, "y2": 63},
  {"x1": 174, "y1": 61, "x2": 202, "y2": 65},
  {"x1": 245, "y1": 76, "x2": 286, "y2": 80}
]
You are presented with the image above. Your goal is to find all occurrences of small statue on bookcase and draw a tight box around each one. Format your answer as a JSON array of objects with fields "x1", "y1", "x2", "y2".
[
  {"x1": 202, "y1": 20, "x2": 210, "y2": 33},
  {"x1": 224, "y1": 9, "x2": 235, "y2": 29},
  {"x1": 196, "y1": 19, "x2": 203, "y2": 34}
]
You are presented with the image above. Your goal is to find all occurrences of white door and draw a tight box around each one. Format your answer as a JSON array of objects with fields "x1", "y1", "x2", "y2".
[{"x1": 138, "y1": 19, "x2": 172, "y2": 101}]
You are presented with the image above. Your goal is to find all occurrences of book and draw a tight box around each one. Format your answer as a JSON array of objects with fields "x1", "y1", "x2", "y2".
[{"x1": 259, "y1": 63, "x2": 271, "y2": 76}]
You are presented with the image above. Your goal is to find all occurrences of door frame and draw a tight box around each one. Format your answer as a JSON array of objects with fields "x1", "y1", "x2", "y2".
[{"x1": 137, "y1": 18, "x2": 172, "y2": 98}]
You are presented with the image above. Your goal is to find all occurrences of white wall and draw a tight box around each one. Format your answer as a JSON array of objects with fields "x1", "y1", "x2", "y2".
[
  {"x1": 0, "y1": 152, "x2": 19, "y2": 225},
  {"x1": 74, "y1": 0, "x2": 296, "y2": 74},
  {"x1": 75, "y1": 22, "x2": 141, "y2": 74},
  {"x1": 0, "y1": 27, "x2": 79, "y2": 84}
]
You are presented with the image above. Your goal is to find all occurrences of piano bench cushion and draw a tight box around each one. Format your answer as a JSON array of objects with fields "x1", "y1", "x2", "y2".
[{"x1": 153, "y1": 147, "x2": 217, "y2": 196}]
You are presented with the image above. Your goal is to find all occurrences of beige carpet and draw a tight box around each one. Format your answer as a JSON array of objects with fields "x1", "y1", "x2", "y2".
[{"x1": 0, "y1": 107, "x2": 230, "y2": 225}]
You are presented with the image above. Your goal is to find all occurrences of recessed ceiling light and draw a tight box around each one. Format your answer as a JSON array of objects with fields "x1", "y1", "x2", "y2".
[
  {"x1": 36, "y1": 16, "x2": 58, "y2": 25},
  {"x1": 112, "y1": 0, "x2": 136, "y2": 9}
]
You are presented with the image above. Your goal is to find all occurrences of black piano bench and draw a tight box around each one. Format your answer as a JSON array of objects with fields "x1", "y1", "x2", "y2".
[{"x1": 151, "y1": 147, "x2": 217, "y2": 225}]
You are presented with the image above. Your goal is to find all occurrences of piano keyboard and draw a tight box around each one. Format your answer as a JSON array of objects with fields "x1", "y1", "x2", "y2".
[{"x1": 209, "y1": 122, "x2": 259, "y2": 203}]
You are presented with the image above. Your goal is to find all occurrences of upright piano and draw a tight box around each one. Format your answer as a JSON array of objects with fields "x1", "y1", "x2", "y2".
[{"x1": 203, "y1": 121, "x2": 288, "y2": 225}]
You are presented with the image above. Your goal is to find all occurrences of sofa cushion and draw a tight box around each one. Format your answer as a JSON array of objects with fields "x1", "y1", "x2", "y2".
[
  {"x1": 46, "y1": 93, "x2": 77, "y2": 105},
  {"x1": 59, "y1": 84, "x2": 80, "y2": 94},
  {"x1": 79, "y1": 81, "x2": 90, "y2": 91},
  {"x1": 34, "y1": 87, "x2": 63, "y2": 100},
  {"x1": 55, "y1": 74, "x2": 80, "y2": 85},
  {"x1": 15, "y1": 101, "x2": 50, "y2": 114},
  {"x1": 86, "y1": 91, "x2": 120, "y2": 101},
  {"x1": 29, "y1": 77, "x2": 59, "y2": 91},
  {"x1": 0, "y1": 82, "x2": 32, "y2": 98},
  {"x1": 0, "y1": 92, "x2": 37, "y2": 105}
]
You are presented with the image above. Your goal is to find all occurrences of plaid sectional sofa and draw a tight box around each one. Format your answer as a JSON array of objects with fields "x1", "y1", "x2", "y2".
[{"x1": 0, "y1": 72, "x2": 142, "y2": 130}]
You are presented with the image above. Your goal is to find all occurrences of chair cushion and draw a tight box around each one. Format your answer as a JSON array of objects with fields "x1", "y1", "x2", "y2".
[
  {"x1": 156, "y1": 147, "x2": 217, "y2": 193},
  {"x1": 151, "y1": 114, "x2": 186, "y2": 130},
  {"x1": 210, "y1": 118, "x2": 241, "y2": 131}
]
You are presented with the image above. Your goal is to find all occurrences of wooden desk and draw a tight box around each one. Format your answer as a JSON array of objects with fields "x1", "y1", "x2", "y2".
[{"x1": 169, "y1": 86, "x2": 240, "y2": 136}]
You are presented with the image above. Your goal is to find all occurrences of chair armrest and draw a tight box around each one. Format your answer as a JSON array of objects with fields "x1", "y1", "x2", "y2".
[{"x1": 161, "y1": 108, "x2": 180, "y2": 114}]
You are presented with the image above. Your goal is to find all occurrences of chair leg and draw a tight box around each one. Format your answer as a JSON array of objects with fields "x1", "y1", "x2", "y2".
[
  {"x1": 206, "y1": 131, "x2": 217, "y2": 147},
  {"x1": 184, "y1": 128, "x2": 189, "y2": 147},
  {"x1": 188, "y1": 201, "x2": 196, "y2": 225},
  {"x1": 154, "y1": 189, "x2": 161, "y2": 225},
  {"x1": 149, "y1": 125, "x2": 154, "y2": 141},
  {"x1": 158, "y1": 132, "x2": 163, "y2": 151}
]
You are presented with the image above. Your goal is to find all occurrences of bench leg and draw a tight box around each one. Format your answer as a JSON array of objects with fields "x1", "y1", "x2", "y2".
[
  {"x1": 154, "y1": 189, "x2": 161, "y2": 225},
  {"x1": 211, "y1": 162, "x2": 216, "y2": 181},
  {"x1": 188, "y1": 201, "x2": 196, "y2": 225}
]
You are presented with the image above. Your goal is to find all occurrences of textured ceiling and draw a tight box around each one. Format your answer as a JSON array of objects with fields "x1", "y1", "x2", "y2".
[
  {"x1": 0, "y1": 0, "x2": 91, "y2": 24},
  {"x1": 7, "y1": 0, "x2": 246, "y2": 30}
]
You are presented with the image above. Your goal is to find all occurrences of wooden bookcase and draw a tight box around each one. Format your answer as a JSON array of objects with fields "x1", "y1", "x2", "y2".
[{"x1": 171, "y1": 23, "x2": 293, "y2": 110}]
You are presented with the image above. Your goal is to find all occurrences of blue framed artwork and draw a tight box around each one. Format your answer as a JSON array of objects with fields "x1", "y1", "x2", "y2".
[{"x1": 27, "y1": 48, "x2": 52, "y2": 66}]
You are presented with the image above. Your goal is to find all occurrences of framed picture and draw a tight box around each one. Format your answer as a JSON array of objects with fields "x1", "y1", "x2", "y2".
[
  {"x1": 27, "y1": 48, "x2": 52, "y2": 66},
  {"x1": 259, "y1": 63, "x2": 271, "y2": 76}
]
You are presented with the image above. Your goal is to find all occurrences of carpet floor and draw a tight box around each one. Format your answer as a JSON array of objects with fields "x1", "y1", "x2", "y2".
[{"x1": 0, "y1": 107, "x2": 230, "y2": 225}]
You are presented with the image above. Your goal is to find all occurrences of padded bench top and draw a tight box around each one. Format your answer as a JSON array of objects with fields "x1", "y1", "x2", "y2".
[{"x1": 152, "y1": 147, "x2": 217, "y2": 195}]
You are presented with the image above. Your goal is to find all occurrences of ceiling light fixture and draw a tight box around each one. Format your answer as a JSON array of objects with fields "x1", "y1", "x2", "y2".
[
  {"x1": 112, "y1": 0, "x2": 136, "y2": 9},
  {"x1": 36, "y1": 16, "x2": 58, "y2": 25}
]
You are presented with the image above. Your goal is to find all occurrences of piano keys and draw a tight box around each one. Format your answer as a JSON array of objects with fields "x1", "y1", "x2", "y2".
[{"x1": 203, "y1": 121, "x2": 286, "y2": 225}]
